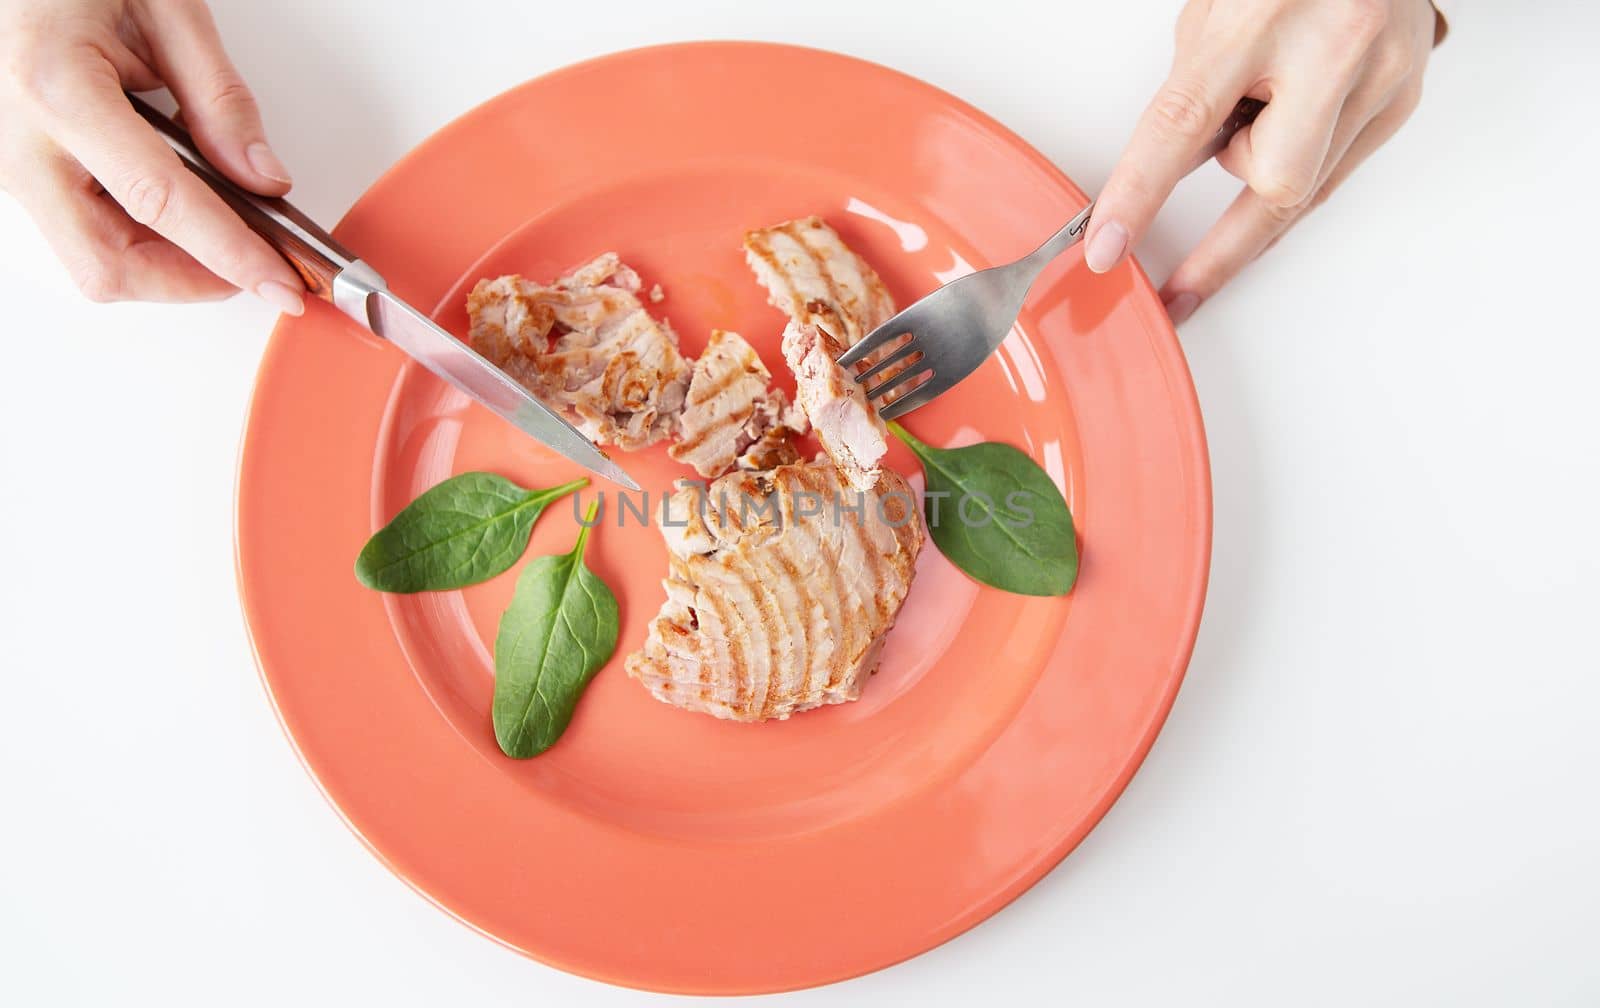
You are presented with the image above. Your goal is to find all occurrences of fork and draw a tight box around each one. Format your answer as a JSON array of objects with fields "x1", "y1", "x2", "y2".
[{"x1": 839, "y1": 98, "x2": 1266, "y2": 419}]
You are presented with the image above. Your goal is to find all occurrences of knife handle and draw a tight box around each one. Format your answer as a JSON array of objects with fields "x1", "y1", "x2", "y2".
[{"x1": 126, "y1": 92, "x2": 354, "y2": 303}]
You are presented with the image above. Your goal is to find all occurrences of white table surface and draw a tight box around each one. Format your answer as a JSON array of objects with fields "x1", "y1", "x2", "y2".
[{"x1": 3, "y1": 2, "x2": 1596, "y2": 1004}]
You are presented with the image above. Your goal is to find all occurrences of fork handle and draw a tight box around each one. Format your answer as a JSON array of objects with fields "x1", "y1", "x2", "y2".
[{"x1": 1027, "y1": 97, "x2": 1267, "y2": 266}]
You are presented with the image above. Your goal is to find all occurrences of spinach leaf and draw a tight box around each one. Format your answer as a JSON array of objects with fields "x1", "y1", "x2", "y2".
[
  {"x1": 492, "y1": 503, "x2": 619, "y2": 758},
  {"x1": 889, "y1": 422, "x2": 1078, "y2": 597},
  {"x1": 355, "y1": 473, "x2": 587, "y2": 593}
]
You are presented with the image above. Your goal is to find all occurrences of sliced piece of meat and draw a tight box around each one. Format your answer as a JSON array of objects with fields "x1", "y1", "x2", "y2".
[
  {"x1": 467, "y1": 255, "x2": 690, "y2": 450},
  {"x1": 782, "y1": 321, "x2": 889, "y2": 491},
  {"x1": 667, "y1": 330, "x2": 806, "y2": 478},
  {"x1": 625, "y1": 459, "x2": 924, "y2": 722},
  {"x1": 743, "y1": 216, "x2": 895, "y2": 352},
  {"x1": 743, "y1": 217, "x2": 898, "y2": 489}
]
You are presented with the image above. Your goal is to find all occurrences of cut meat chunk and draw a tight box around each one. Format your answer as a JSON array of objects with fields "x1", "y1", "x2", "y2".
[
  {"x1": 467, "y1": 255, "x2": 690, "y2": 450},
  {"x1": 668, "y1": 330, "x2": 806, "y2": 478},
  {"x1": 782, "y1": 321, "x2": 888, "y2": 491}
]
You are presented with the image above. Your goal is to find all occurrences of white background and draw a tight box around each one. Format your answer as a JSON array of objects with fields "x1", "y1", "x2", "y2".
[{"x1": 2, "y1": 2, "x2": 1596, "y2": 1005}]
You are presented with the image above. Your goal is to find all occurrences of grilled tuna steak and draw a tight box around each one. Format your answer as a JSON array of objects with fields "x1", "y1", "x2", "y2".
[{"x1": 625, "y1": 460, "x2": 923, "y2": 721}]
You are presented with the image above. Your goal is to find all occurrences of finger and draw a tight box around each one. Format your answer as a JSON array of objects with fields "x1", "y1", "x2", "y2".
[
  {"x1": 1161, "y1": 86, "x2": 1421, "y2": 324},
  {"x1": 1304, "y1": 100, "x2": 1378, "y2": 199},
  {"x1": 1213, "y1": 122, "x2": 1255, "y2": 183},
  {"x1": 33, "y1": 52, "x2": 304, "y2": 313},
  {"x1": 1218, "y1": 63, "x2": 1392, "y2": 205},
  {"x1": 1159, "y1": 187, "x2": 1300, "y2": 323},
  {"x1": 13, "y1": 145, "x2": 237, "y2": 302},
  {"x1": 1304, "y1": 85, "x2": 1420, "y2": 215},
  {"x1": 102, "y1": 44, "x2": 163, "y2": 93},
  {"x1": 1086, "y1": 56, "x2": 1260, "y2": 273},
  {"x1": 138, "y1": 0, "x2": 292, "y2": 195},
  {"x1": 1237, "y1": 11, "x2": 1378, "y2": 209},
  {"x1": 1306, "y1": 56, "x2": 1424, "y2": 199},
  {"x1": 1235, "y1": 83, "x2": 1342, "y2": 208},
  {"x1": 1212, "y1": 98, "x2": 1365, "y2": 222}
]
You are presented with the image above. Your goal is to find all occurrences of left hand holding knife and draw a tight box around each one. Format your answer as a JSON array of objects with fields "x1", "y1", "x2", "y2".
[{"x1": 0, "y1": 0, "x2": 306, "y2": 314}]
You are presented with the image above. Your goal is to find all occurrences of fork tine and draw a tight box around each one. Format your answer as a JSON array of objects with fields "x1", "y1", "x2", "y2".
[
  {"x1": 877, "y1": 377, "x2": 946, "y2": 420},
  {"x1": 865, "y1": 364, "x2": 928, "y2": 402},
  {"x1": 855, "y1": 340, "x2": 923, "y2": 383},
  {"x1": 837, "y1": 313, "x2": 911, "y2": 367}
]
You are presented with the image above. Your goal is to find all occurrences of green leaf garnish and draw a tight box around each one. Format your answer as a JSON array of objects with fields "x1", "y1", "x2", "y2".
[
  {"x1": 889, "y1": 421, "x2": 1077, "y2": 597},
  {"x1": 492, "y1": 502, "x2": 620, "y2": 758},
  {"x1": 354, "y1": 473, "x2": 587, "y2": 593}
]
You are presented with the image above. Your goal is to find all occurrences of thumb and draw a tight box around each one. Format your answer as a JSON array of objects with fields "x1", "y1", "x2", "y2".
[{"x1": 138, "y1": 1, "x2": 291, "y2": 197}]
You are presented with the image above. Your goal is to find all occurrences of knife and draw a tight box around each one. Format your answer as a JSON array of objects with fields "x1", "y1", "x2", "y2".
[{"x1": 127, "y1": 92, "x2": 640, "y2": 492}]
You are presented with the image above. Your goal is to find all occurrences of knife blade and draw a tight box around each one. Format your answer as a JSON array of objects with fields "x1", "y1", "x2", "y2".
[
  {"x1": 126, "y1": 92, "x2": 640, "y2": 491},
  {"x1": 364, "y1": 289, "x2": 639, "y2": 490}
]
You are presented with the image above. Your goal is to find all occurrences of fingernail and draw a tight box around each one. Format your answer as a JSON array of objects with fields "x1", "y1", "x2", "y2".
[
  {"x1": 1164, "y1": 291, "x2": 1200, "y2": 325},
  {"x1": 257, "y1": 280, "x2": 305, "y2": 316},
  {"x1": 246, "y1": 142, "x2": 293, "y2": 186},
  {"x1": 1084, "y1": 220, "x2": 1128, "y2": 273}
]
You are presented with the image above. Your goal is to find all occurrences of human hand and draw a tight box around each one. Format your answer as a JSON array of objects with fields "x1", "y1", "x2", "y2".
[
  {"x1": 1085, "y1": 0, "x2": 1442, "y2": 323},
  {"x1": 0, "y1": 0, "x2": 304, "y2": 312}
]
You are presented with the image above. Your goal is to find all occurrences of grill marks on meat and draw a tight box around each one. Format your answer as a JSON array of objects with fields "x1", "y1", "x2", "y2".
[
  {"x1": 743, "y1": 216, "x2": 895, "y2": 351},
  {"x1": 626, "y1": 217, "x2": 920, "y2": 722},
  {"x1": 668, "y1": 330, "x2": 806, "y2": 478},
  {"x1": 472, "y1": 221, "x2": 922, "y2": 724},
  {"x1": 745, "y1": 218, "x2": 896, "y2": 490},
  {"x1": 625, "y1": 460, "x2": 923, "y2": 722},
  {"x1": 467, "y1": 254, "x2": 690, "y2": 450}
]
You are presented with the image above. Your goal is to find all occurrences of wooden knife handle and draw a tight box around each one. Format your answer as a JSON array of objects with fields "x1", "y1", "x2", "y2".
[{"x1": 126, "y1": 92, "x2": 355, "y2": 303}]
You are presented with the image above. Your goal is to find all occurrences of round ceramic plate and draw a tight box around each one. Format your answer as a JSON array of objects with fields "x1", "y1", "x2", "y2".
[{"x1": 236, "y1": 42, "x2": 1209, "y2": 995}]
